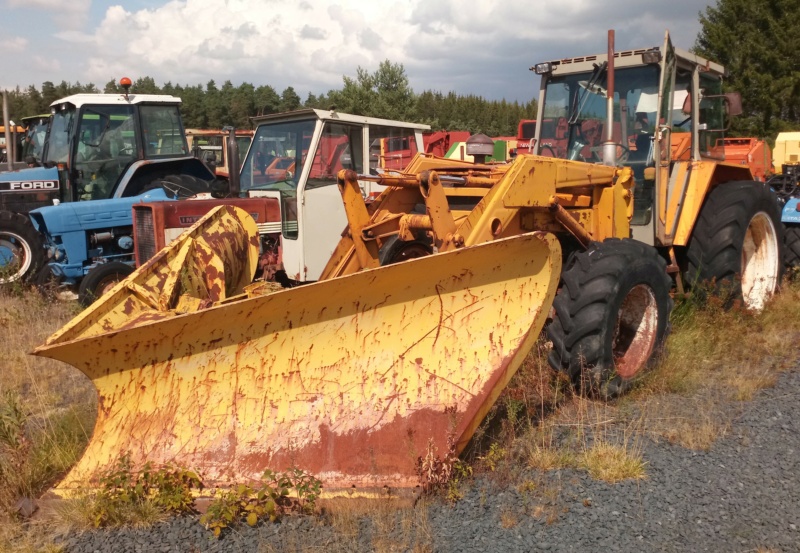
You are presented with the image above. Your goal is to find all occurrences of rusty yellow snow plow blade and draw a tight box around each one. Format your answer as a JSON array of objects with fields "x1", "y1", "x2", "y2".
[{"x1": 34, "y1": 205, "x2": 560, "y2": 493}]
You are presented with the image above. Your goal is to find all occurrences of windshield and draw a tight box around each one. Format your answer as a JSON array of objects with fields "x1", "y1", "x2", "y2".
[
  {"x1": 21, "y1": 117, "x2": 49, "y2": 163},
  {"x1": 540, "y1": 65, "x2": 660, "y2": 168},
  {"x1": 43, "y1": 108, "x2": 75, "y2": 164},
  {"x1": 235, "y1": 136, "x2": 251, "y2": 167},
  {"x1": 240, "y1": 119, "x2": 316, "y2": 194},
  {"x1": 74, "y1": 105, "x2": 137, "y2": 200},
  {"x1": 140, "y1": 105, "x2": 187, "y2": 158}
]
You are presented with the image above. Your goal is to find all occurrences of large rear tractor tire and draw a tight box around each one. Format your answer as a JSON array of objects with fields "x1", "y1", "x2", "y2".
[
  {"x1": 784, "y1": 225, "x2": 800, "y2": 270},
  {"x1": 685, "y1": 181, "x2": 782, "y2": 310},
  {"x1": 547, "y1": 239, "x2": 673, "y2": 399},
  {"x1": 0, "y1": 211, "x2": 45, "y2": 285},
  {"x1": 78, "y1": 261, "x2": 134, "y2": 307}
]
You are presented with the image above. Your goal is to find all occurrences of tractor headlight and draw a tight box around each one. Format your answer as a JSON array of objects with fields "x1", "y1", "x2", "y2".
[{"x1": 642, "y1": 51, "x2": 662, "y2": 64}]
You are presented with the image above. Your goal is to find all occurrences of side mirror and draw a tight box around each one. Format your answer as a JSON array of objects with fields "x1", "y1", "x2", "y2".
[{"x1": 724, "y1": 92, "x2": 743, "y2": 116}]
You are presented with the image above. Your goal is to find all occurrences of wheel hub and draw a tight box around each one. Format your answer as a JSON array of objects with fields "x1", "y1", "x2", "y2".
[
  {"x1": 613, "y1": 284, "x2": 659, "y2": 379},
  {"x1": 0, "y1": 232, "x2": 33, "y2": 284},
  {"x1": 741, "y1": 212, "x2": 779, "y2": 311}
]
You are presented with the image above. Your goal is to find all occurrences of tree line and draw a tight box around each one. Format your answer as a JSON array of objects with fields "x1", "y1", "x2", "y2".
[{"x1": 2, "y1": 61, "x2": 537, "y2": 138}]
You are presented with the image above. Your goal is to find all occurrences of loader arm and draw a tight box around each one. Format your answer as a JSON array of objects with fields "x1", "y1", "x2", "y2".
[{"x1": 322, "y1": 154, "x2": 634, "y2": 278}]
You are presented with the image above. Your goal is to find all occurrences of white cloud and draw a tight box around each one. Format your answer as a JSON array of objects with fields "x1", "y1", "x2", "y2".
[
  {"x1": 0, "y1": 36, "x2": 27, "y2": 52},
  {"x1": 7, "y1": 0, "x2": 90, "y2": 29},
  {"x1": 33, "y1": 55, "x2": 61, "y2": 73}
]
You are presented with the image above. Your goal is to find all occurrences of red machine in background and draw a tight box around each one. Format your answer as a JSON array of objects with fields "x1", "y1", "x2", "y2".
[
  {"x1": 371, "y1": 130, "x2": 471, "y2": 170},
  {"x1": 711, "y1": 137, "x2": 772, "y2": 182}
]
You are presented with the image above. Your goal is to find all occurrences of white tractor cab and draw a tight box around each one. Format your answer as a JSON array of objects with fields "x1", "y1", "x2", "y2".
[{"x1": 236, "y1": 109, "x2": 429, "y2": 283}]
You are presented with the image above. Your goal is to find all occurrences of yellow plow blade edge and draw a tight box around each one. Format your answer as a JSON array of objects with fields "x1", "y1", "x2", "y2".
[{"x1": 34, "y1": 208, "x2": 561, "y2": 493}]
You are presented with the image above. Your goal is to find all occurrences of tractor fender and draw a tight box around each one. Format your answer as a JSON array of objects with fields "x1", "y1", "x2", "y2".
[
  {"x1": 114, "y1": 157, "x2": 216, "y2": 197},
  {"x1": 665, "y1": 160, "x2": 755, "y2": 246}
]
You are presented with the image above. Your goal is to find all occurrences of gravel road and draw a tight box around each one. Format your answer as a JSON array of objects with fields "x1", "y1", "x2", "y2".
[{"x1": 59, "y1": 367, "x2": 800, "y2": 552}]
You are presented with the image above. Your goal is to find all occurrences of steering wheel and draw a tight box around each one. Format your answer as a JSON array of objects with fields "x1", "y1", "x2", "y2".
[
  {"x1": 539, "y1": 144, "x2": 557, "y2": 158},
  {"x1": 614, "y1": 144, "x2": 631, "y2": 163},
  {"x1": 588, "y1": 143, "x2": 631, "y2": 164}
]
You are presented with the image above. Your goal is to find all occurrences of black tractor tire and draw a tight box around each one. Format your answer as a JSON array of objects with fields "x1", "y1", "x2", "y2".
[
  {"x1": 378, "y1": 235, "x2": 433, "y2": 266},
  {"x1": 685, "y1": 181, "x2": 783, "y2": 310},
  {"x1": 0, "y1": 211, "x2": 45, "y2": 285},
  {"x1": 146, "y1": 174, "x2": 213, "y2": 199},
  {"x1": 547, "y1": 238, "x2": 673, "y2": 399},
  {"x1": 784, "y1": 224, "x2": 800, "y2": 270},
  {"x1": 78, "y1": 261, "x2": 134, "y2": 307}
]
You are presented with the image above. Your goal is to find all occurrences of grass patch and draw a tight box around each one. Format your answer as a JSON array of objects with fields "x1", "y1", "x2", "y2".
[
  {"x1": 0, "y1": 519, "x2": 63, "y2": 553},
  {"x1": 0, "y1": 289, "x2": 95, "y2": 521},
  {"x1": 0, "y1": 392, "x2": 95, "y2": 515},
  {"x1": 640, "y1": 282, "x2": 800, "y2": 400},
  {"x1": 579, "y1": 442, "x2": 646, "y2": 483},
  {"x1": 318, "y1": 496, "x2": 433, "y2": 553}
]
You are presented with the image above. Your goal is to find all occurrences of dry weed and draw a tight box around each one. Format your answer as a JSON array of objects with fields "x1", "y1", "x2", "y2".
[
  {"x1": 0, "y1": 518, "x2": 63, "y2": 553},
  {"x1": 318, "y1": 496, "x2": 432, "y2": 553},
  {"x1": 579, "y1": 442, "x2": 647, "y2": 483},
  {"x1": 499, "y1": 507, "x2": 518, "y2": 528},
  {"x1": 0, "y1": 290, "x2": 96, "y2": 519},
  {"x1": 526, "y1": 443, "x2": 576, "y2": 471}
]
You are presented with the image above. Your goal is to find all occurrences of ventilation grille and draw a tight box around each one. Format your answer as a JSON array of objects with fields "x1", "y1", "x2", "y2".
[{"x1": 134, "y1": 207, "x2": 156, "y2": 264}]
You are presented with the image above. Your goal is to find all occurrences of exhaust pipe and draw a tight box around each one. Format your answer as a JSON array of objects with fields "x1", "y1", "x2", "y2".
[
  {"x1": 225, "y1": 126, "x2": 241, "y2": 196},
  {"x1": 3, "y1": 91, "x2": 12, "y2": 171},
  {"x1": 602, "y1": 30, "x2": 617, "y2": 166}
]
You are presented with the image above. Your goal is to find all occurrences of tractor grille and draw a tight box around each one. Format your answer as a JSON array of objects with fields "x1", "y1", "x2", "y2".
[{"x1": 134, "y1": 207, "x2": 157, "y2": 264}]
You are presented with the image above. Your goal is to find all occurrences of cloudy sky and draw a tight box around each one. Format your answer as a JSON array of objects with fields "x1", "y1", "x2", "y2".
[{"x1": 1, "y1": 0, "x2": 716, "y2": 103}]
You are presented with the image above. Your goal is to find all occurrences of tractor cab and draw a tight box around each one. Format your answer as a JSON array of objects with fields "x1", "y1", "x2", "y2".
[
  {"x1": 237, "y1": 109, "x2": 429, "y2": 282},
  {"x1": 42, "y1": 93, "x2": 203, "y2": 202},
  {"x1": 533, "y1": 31, "x2": 743, "y2": 247}
]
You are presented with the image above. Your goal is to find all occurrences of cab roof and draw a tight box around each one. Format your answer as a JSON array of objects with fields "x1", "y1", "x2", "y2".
[
  {"x1": 536, "y1": 46, "x2": 726, "y2": 78},
  {"x1": 50, "y1": 93, "x2": 182, "y2": 111},
  {"x1": 251, "y1": 108, "x2": 430, "y2": 131}
]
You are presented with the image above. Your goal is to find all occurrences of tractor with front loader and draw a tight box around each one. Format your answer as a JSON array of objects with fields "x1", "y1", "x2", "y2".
[{"x1": 34, "y1": 31, "x2": 782, "y2": 497}]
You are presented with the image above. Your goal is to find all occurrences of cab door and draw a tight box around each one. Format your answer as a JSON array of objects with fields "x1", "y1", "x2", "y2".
[{"x1": 654, "y1": 31, "x2": 677, "y2": 246}]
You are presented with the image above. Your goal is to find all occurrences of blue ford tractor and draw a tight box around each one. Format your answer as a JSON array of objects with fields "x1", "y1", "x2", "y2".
[{"x1": 0, "y1": 80, "x2": 220, "y2": 296}]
